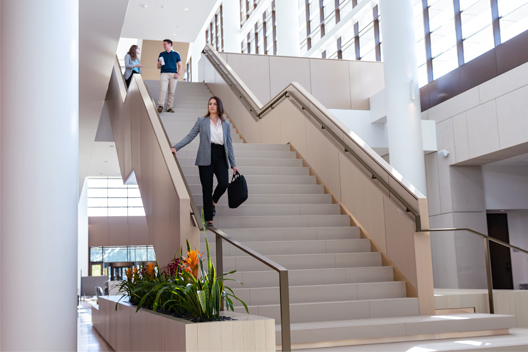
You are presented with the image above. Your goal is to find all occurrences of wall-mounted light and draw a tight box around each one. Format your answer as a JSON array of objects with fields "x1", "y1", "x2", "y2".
[
  {"x1": 410, "y1": 79, "x2": 416, "y2": 100},
  {"x1": 438, "y1": 149, "x2": 450, "y2": 158}
]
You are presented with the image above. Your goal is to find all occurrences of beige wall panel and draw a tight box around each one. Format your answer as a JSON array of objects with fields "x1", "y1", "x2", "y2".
[
  {"x1": 128, "y1": 222, "x2": 150, "y2": 245},
  {"x1": 259, "y1": 111, "x2": 282, "y2": 144},
  {"x1": 496, "y1": 85, "x2": 528, "y2": 149},
  {"x1": 348, "y1": 61, "x2": 384, "y2": 110},
  {"x1": 383, "y1": 197, "x2": 418, "y2": 288},
  {"x1": 452, "y1": 112, "x2": 470, "y2": 163},
  {"x1": 450, "y1": 166, "x2": 486, "y2": 212},
  {"x1": 436, "y1": 119, "x2": 455, "y2": 214},
  {"x1": 466, "y1": 100, "x2": 500, "y2": 159},
  {"x1": 429, "y1": 213, "x2": 459, "y2": 288},
  {"x1": 339, "y1": 153, "x2": 387, "y2": 252},
  {"x1": 226, "y1": 54, "x2": 271, "y2": 104},
  {"x1": 269, "y1": 56, "x2": 312, "y2": 97},
  {"x1": 107, "y1": 223, "x2": 130, "y2": 246},
  {"x1": 427, "y1": 87, "x2": 480, "y2": 123},
  {"x1": 305, "y1": 121, "x2": 342, "y2": 200},
  {"x1": 425, "y1": 153, "x2": 441, "y2": 216},
  {"x1": 478, "y1": 62, "x2": 528, "y2": 103},
  {"x1": 309, "y1": 59, "x2": 352, "y2": 109},
  {"x1": 89, "y1": 223, "x2": 110, "y2": 247},
  {"x1": 279, "y1": 102, "x2": 308, "y2": 156}
]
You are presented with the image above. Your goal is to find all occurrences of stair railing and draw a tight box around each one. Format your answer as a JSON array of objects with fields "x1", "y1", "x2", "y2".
[{"x1": 111, "y1": 57, "x2": 292, "y2": 352}]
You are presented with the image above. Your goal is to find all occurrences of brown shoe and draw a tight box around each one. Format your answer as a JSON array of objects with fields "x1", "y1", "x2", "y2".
[
  {"x1": 158, "y1": 106, "x2": 163, "y2": 113},
  {"x1": 167, "y1": 108, "x2": 175, "y2": 113}
]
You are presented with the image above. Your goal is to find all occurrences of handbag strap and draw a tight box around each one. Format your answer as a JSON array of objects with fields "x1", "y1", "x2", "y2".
[{"x1": 231, "y1": 171, "x2": 240, "y2": 182}]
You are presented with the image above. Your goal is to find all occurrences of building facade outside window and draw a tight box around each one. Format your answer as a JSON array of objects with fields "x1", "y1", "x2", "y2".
[{"x1": 241, "y1": 1, "x2": 276, "y2": 54}]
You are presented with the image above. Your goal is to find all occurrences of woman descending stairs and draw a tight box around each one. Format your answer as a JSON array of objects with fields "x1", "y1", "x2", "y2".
[{"x1": 145, "y1": 80, "x2": 515, "y2": 349}]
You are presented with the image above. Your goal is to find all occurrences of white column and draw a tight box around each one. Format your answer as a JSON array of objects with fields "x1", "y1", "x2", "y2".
[
  {"x1": 1, "y1": 1, "x2": 79, "y2": 350},
  {"x1": 379, "y1": 0, "x2": 427, "y2": 196},
  {"x1": 223, "y1": 0, "x2": 241, "y2": 53},
  {"x1": 275, "y1": 0, "x2": 301, "y2": 56}
]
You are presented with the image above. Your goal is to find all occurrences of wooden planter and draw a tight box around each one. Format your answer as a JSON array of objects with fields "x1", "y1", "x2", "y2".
[{"x1": 92, "y1": 296, "x2": 275, "y2": 352}]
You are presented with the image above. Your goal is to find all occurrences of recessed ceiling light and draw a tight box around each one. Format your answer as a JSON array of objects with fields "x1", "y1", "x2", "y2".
[
  {"x1": 161, "y1": 5, "x2": 166, "y2": 9},
  {"x1": 141, "y1": 4, "x2": 148, "y2": 8},
  {"x1": 184, "y1": 8, "x2": 189, "y2": 11},
  {"x1": 173, "y1": 33, "x2": 176, "y2": 35}
]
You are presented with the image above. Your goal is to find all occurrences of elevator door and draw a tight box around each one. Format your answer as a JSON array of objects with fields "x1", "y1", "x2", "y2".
[{"x1": 487, "y1": 213, "x2": 514, "y2": 289}]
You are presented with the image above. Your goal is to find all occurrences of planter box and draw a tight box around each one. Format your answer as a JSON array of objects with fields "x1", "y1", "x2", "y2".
[{"x1": 92, "y1": 296, "x2": 276, "y2": 352}]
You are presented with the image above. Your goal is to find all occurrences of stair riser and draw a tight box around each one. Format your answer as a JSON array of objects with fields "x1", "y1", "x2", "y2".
[
  {"x1": 223, "y1": 267, "x2": 394, "y2": 289},
  {"x1": 179, "y1": 158, "x2": 302, "y2": 167},
  {"x1": 232, "y1": 282, "x2": 407, "y2": 306},
  {"x1": 176, "y1": 150, "x2": 296, "y2": 159},
  {"x1": 185, "y1": 175, "x2": 317, "y2": 185},
  {"x1": 181, "y1": 166, "x2": 309, "y2": 176},
  {"x1": 193, "y1": 194, "x2": 332, "y2": 206},
  {"x1": 233, "y1": 298, "x2": 420, "y2": 324},
  {"x1": 202, "y1": 204, "x2": 340, "y2": 217},
  {"x1": 189, "y1": 184, "x2": 323, "y2": 195},
  {"x1": 212, "y1": 252, "x2": 381, "y2": 272},
  {"x1": 202, "y1": 226, "x2": 360, "y2": 241},
  {"x1": 213, "y1": 215, "x2": 351, "y2": 229},
  {"x1": 181, "y1": 143, "x2": 290, "y2": 151},
  {"x1": 203, "y1": 239, "x2": 371, "y2": 256}
]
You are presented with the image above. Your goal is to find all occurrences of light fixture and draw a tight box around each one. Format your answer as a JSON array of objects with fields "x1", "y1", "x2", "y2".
[
  {"x1": 161, "y1": 5, "x2": 166, "y2": 9},
  {"x1": 438, "y1": 149, "x2": 449, "y2": 158},
  {"x1": 184, "y1": 8, "x2": 189, "y2": 11},
  {"x1": 173, "y1": 33, "x2": 177, "y2": 36},
  {"x1": 410, "y1": 79, "x2": 416, "y2": 100},
  {"x1": 141, "y1": 4, "x2": 148, "y2": 8}
]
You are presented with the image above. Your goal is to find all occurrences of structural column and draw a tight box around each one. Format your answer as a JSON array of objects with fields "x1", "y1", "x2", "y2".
[
  {"x1": 379, "y1": 0, "x2": 427, "y2": 195},
  {"x1": 275, "y1": 0, "x2": 301, "y2": 56},
  {"x1": 1, "y1": 1, "x2": 79, "y2": 350}
]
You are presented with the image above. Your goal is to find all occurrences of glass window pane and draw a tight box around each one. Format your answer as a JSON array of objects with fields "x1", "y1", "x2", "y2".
[
  {"x1": 463, "y1": 25, "x2": 494, "y2": 62},
  {"x1": 108, "y1": 208, "x2": 128, "y2": 216},
  {"x1": 461, "y1": 0, "x2": 492, "y2": 39},
  {"x1": 87, "y1": 188, "x2": 107, "y2": 198},
  {"x1": 433, "y1": 46, "x2": 458, "y2": 79},
  {"x1": 108, "y1": 178, "x2": 126, "y2": 188},
  {"x1": 342, "y1": 38, "x2": 356, "y2": 60},
  {"x1": 147, "y1": 246, "x2": 157, "y2": 261},
  {"x1": 108, "y1": 198, "x2": 128, "y2": 207},
  {"x1": 88, "y1": 208, "x2": 108, "y2": 217},
  {"x1": 135, "y1": 247, "x2": 148, "y2": 262},
  {"x1": 359, "y1": 23, "x2": 375, "y2": 60},
  {"x1": 108, "y1": 188, "x2": 128, "y2": 198},
  {"x1": 87, "y1": 198, "x2": 107, "y2": 207},
  {"x1": 128, "y1": 198, "x2": 143, "y2": 207},
  {"x1": 87, "y1": 178, "x2": 107, "y2": 188},
  {"x1": 128, "y1": 208, "x2": 146, "y2": 216},
  {"x1": 103, "y1": 247, "x2": 128, "y2": 262},
  {"x1": 90, "y1": 247, "x2": 103, "y2": 262},
  {"x1": 499, "y1": 0, "x2": 528, "y2": 43}
]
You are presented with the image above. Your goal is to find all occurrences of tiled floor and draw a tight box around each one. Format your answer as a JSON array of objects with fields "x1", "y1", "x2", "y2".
[{"x1": 77, "y1": 300, "x2": 113, "y2": 352}]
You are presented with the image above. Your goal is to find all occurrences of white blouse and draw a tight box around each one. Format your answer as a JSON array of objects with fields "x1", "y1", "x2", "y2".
[{"x1": 210, "y1": 118, "x2": 224, "y2": 145}]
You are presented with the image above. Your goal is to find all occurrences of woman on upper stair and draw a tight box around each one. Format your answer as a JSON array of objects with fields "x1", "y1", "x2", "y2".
[{"x1": 171, "y1": 97, "x2": 238, "y2": 228}]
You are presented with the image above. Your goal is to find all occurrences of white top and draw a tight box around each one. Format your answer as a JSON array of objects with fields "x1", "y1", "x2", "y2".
[{"x1": 210, "y1": 118, "x2": 224, "y2": 145}]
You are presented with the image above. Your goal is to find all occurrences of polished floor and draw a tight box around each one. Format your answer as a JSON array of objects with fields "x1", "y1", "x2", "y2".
[
  {"x1": 78, "y1": 298, "x2": 528, "y2": 352},
  {"x1": 78, "y1": 300, "x2": 113, "y2": 352}
]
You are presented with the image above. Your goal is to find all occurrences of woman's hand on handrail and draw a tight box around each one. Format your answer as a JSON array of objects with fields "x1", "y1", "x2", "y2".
[{"x1": 171, "y1": 147, "x2": 177, "y2": 155}]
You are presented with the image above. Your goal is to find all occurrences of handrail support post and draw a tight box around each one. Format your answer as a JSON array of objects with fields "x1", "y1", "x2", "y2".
[
  {"x1": 483, "y1": 236, "x2": 495, "y2": 314},
  {"x1": 216, "y1": 234, "x2": 224, "y2": 311},
  {"x1": 279, "y1": 271, "x2": 291, "y2": 352}
]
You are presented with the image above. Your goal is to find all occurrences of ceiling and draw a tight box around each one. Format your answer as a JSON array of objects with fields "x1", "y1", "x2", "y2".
[{"x1": 121, "y1": 0, "x2": 220, "y2": 42}]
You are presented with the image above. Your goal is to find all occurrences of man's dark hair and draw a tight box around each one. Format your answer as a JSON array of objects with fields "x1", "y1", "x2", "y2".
[{"x1": 163, "y1": 39, "x2": 173, "y2": 46}]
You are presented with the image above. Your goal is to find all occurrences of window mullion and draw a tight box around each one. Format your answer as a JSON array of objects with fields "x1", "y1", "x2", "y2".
[
  {"x1": 423, "y1": 0, "x2": 433, "y2": 82},
  {"x1": 453, "y1": 0, "x2": 464, "y2": 66},
  {"x1": 490, "y1": 0, "x2": 501, "y2": 46}
]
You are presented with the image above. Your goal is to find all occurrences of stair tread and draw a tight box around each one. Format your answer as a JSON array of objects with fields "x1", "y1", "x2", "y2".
[{"x1": 247, "y1": 297, "x2": 417, "y2": 309}]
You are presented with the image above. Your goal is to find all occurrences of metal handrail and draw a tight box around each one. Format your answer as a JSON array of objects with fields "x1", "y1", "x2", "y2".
[
  {"x1": 416, "y1": 227, "x2": 528, "y2": 314},
  {"x1": 201, "y1": 44, "x2": 424, "y2": 225},
  {"x1": 117, "y1": 58, "x2": 292, "y2": 351}
]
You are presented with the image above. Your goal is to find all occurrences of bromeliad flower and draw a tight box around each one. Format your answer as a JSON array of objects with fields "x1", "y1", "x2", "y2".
[
  {"x1": 144, "y1": 263, "x2": 156, "y2": 280},
  {"x1": 161, "y1": 257, "x2": 181, "y2": 278},
  {"x1": 183, "y1": 250, "x2": 202, "y2": 279},
  {"x1": 125, "y1": 267, "x2": 133, "y2": 281}
]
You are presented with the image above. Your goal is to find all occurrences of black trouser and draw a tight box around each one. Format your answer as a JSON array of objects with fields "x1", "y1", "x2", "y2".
[
  {"x1": 125, "y1": 71, "x2": 139, "y2": 88},
  {"x1": 199, "y1": 143, "x2": 229, "y2": 222}
]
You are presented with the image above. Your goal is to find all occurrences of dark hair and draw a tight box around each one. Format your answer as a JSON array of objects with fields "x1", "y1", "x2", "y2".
[
  {"x1": 127, "y1": 45, "x2": 138, "y2": 60},
  {"x1": 205, "y1": 97, "x2": 225, "y2": 120},
  {"x1": 163, "y1": 39, "x2": 173, "y2": 46}
]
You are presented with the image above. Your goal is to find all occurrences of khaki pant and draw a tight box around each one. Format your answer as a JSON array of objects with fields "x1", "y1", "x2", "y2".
[{"x1": 158, "y1": 72, "x2": 178, "y2": 109}]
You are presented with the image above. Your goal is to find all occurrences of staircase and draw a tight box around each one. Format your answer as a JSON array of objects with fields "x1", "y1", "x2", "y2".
[{"x1": 146, "y1": 81, "x2": 515, "y2": 349}]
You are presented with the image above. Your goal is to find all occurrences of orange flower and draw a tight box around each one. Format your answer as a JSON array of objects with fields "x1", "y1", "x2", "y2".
[
  {"x1": 125, "y1": 267, "x2": 133, "y2": 281},
  {"x1": 133, "y1": 267, "x2": 140, "y2": 278},
  {"x1": 183, "y1": 250, "x2": 202, "y2": 279},
  {"x1": 144, "y1": 263, "x2": 156, "y2": 280}
]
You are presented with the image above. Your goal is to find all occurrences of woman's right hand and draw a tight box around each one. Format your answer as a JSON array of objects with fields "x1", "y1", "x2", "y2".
[{"x1": 171, "y1": 147, "x2": 177, "y2": 155}]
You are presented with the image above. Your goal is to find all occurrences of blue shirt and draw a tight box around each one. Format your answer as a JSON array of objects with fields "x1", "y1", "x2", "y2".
[
  {"x1": 132, "y1": 59, "x2": 140, "y2": 73},
  {"x1": 158, "y1": 50, "x2": 181, "y2": 73}
]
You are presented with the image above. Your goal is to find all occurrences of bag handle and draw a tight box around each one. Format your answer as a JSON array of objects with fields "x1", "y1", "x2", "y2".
[{"x1": 231, "y1": 170, "x2": 240, "y2": 182}]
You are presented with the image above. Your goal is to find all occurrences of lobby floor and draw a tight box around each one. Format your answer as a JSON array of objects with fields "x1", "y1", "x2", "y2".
[{"x1": 77, "y1": 299, "x2": 528, "y2": 352}]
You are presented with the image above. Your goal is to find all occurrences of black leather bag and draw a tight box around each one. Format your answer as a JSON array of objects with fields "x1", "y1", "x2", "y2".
[{"x1": 228, "y1": 172, "x2": 248, "y2": 208}]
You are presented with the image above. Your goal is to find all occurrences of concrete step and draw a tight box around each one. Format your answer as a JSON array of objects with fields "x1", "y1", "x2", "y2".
[
  {"x1": 211, "y1": 251, "x2": 381, "y2": 272},
  {"x1": 202, "y1": 204, "x2": 340, "y2": 217},
  {"x1": 176, "y1": 149, "x2": 296, "y2": 159},
  {"x1": 212, "y1": 214, "x2": 351, "y2": 229},
  {"x1": 185, "y1": 174, "x2": 316, "y2": 185},
  {"x1": 234, "y1": 297, "x2": 420, "y2": 324},
  {"x1": 203, "y1": 238, "x2": 371, "y2": 256},
  {"x1": 232, "y1": 282, "x2": 408, "y2": 307},
  {"x1": 275, "y1": 313, "x2": 516, "y2": 346},
  {"x1": 181, "y1": 165, "x2": 309, "y2": 176},
  {"x1": 221, "y1": 266, "x2": 395, "y2": 289},
  {"x1": 179, "y1": 157, "x2": 302, "y2": 167},
  {"x1": 201, "y1": 226, "x2": 360, "y2": 241},
  {"x1": 182, "y1": 143, "x2": 290, "y2": 151},
  {"x1": 192, "y1": 193, "x2": 332, "y2": 206},
  {"x1": 189, "y1": 183, "x2": 323, "y2": 195}
]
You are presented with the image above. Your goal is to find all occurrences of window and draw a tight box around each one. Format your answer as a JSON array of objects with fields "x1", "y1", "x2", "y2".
[
  {"x1": 461, "y1": 0, "x2": 494, "y2": 62},
  {"x1": 206, "y1": 5, "x2": 224, "y2": 52},
  {"x1": 87, "y1": 177, "x2": 145, "y2": 217},
  {"x1": 241, "y1": 0, "x2": 261, "y2": 27},
  {"x1": 90, "y1": 245, "x2": 156, "y2": 263},
  {"x1": 498, "y1": 0, "x2": 528, "y2": 43},
  {"x1": 429, "y1": 0, "x2": 458, "y2": 79},
  {"x1": 242, "y1": 1, "x2": 276, "y2": 55}
]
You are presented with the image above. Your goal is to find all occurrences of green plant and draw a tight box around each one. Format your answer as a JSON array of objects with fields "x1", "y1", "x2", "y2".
[{"x1": 115, "y1": 210, "x2": 248, "y2": 321}]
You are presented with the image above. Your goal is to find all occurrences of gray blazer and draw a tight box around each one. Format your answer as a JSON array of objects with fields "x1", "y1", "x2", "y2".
[
  {"x1": 174, "y1": 117, "x2": 237, "y2": 168},
  {"x1": 124, "y1": 54, "x2": 141, "y2": 79}
]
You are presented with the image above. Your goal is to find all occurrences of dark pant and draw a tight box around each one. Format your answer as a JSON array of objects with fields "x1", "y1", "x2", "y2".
[
  {"x1": 199, "y1": 144, "x2": 229, "y2": 222},
  {"x1": 125, "y1": 71, "x2": 139, "y2": 88}
]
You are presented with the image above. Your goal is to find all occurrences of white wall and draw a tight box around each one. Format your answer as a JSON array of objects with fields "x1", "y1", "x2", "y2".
[
  {"x1": 483, "y1": 166, "x2": 528, "y2": 210},
  {"x1": 78, "y1": 179, "x2": 89, "y2": 294},
  {"x1": 507, "y1": 211, "x2": 528, "y2": 289}
]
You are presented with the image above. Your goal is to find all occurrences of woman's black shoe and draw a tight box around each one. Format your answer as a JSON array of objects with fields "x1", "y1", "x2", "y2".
[
  {"x1": 207, "y1": 222, "x2": 214, "y2": 227},
  {"x1": 212, "y1": 204, "x2": 216, "y2": 217}
]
